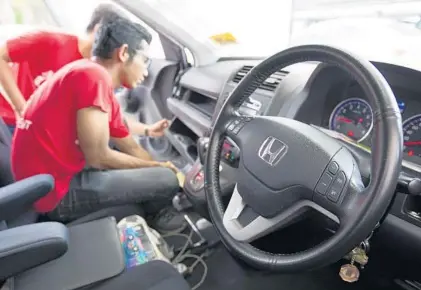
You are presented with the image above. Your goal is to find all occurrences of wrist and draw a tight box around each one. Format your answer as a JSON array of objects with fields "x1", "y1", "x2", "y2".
[
  {"x1": 151, "y1": 161, "x2": 162, "y2": 167},
  {"x1": 144, "y1": 126, "x2": 150, "y2": 136}
]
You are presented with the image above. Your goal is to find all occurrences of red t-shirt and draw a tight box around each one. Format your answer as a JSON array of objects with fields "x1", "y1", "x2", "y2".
[
  {"x1": 11, "y1": 59, "x2": 130, "y2": 213},
  {"x1": 0, "y1": 31, "x2": 83, "y2": 125}
]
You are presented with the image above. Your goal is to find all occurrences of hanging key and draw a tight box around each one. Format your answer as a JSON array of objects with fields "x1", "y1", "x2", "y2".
[
  {"x1": 343, "y1": 246, "x2": 369, "y2": 268},
  {"x1": 351, "y1": 247, "x2": 369, "y2": 267},
  {"x1": 340, "y1": 246, "x2": 369, "y2": 283}
]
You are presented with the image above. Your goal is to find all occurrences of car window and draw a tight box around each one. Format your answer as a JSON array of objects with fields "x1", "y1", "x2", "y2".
[
  {"x1": 44, "y1": 0, "x2": 166, "y2": 59},
  {"x1": 0, "y1": 0, "x2": 57, "y2": 26}
]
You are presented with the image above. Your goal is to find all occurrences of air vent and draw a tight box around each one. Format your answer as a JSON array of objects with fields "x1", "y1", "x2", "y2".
[
  {"x1": 232, "y1": 65, "x2": 289, "y2": 92},
  {"x1": 232, "y1": 65, "x2": 254, "y2": 83}
]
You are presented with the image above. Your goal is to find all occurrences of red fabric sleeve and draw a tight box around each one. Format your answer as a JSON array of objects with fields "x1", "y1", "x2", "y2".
[
  {"x1": 72, "y1": 67, "x2": 111, "y2": 113},
  {"x1": 71, "y1": 66, "x2": 129, "y2": 138},
  {"x1": 6, "y1": 31, "x2": 52, "y2": 63},
  {"x1": 109, "y1": 97, "x2": 130, "y2": 138}
]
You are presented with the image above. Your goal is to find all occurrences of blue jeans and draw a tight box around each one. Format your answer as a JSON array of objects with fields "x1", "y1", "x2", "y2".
[
  {"x1": 7, "y1": 125, "x2": 15, "y2": 135},
  {"x1": 48, "y1": 167, "x2": 179, "y2": 223}
]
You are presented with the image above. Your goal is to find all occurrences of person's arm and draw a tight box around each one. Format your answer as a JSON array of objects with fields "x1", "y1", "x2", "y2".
[
  {"x1": 77, "y1": 107, "x2": 160, "y2": 169},
  {"x1": 108, "y1": 97, "x2": 154, "y2": 160},
  {"x1": 124, "y1": 116, "x2": 149, "y2": 136},
  {"x1": 0, "y1": 31, "x2": 51, "y2": 116},
  {"x1": 111, "y1": 135, "x2": 154, "y2": 161},
  {"x1": 124, "y1": 116, "x2": 170, "y2": 137},
  {"x1": 0, "y1": 46, "x2": 26, "y2": 115}
]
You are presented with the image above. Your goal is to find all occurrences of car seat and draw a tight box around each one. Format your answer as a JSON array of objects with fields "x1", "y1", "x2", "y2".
[{"x1": 0, "y1": 173, "x2": 190, "y2": 290}]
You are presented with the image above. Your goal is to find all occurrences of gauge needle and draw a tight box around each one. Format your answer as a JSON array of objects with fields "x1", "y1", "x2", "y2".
[
  {"x1": 404, "y1": 141, "x2": 421, "y2": 146},
  {"x1": 336, "y1": 116, "x2": 352, "y2": 123}
]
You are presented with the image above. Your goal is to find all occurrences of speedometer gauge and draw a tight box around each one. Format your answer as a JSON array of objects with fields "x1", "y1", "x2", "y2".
[
  {"x1": 403, "y1": 114, "x2": 421, "y2": 158},
  {"x1": 329, "y1": 98, "x2": 373, "y2": 142}
]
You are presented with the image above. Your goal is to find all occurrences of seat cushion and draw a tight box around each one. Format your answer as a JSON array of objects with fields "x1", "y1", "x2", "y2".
[
  {"x1": 14, "y1": 217, "x2": 125, "y2": 290},
  {"x1": 87, "y1": 260, "x2": 191, "y2": 290},
  {"x1": 8, "y1": 204, "x2": 145, "y2": 228},
  {"x1": 7, "y1": 210, "x2": 38, "y2": 228}
]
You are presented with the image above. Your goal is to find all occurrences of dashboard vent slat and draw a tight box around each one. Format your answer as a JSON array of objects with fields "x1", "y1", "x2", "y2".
[
  {"x1": 232, "y1": 65, "x2": 254, "y2": 83},
  {"x1": 232, "y1": 65, "x2": 288, "y2": 92}
]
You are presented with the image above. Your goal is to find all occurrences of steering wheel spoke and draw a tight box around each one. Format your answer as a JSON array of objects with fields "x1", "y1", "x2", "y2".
[
  {"x1": 223, "y1": 184, "x2": 338, "y2": 242},
  {"x1": 313, "y1": 175, "x2": 366, "y2": 226}
]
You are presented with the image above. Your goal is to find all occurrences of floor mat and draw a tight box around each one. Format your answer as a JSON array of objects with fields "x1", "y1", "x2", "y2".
[
  {"x1": 185, "y1": 246, "x2": 396, "y2": 290},
  {"x1": 161, "y1": 213, "x2": 396, "y2": 290}
]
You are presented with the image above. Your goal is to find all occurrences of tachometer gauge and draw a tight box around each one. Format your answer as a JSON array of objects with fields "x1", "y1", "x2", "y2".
[
  {"x1": 329, "y1": 98, "x2": 373, "y2": 142},
  {"x1": 403, "y1": 114, "x2": 421, "y2": 158}
]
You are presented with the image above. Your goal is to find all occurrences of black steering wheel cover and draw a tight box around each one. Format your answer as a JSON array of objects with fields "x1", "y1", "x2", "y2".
[{"x1": 205, "y1": 45, "x2": 402, "y2": 271}]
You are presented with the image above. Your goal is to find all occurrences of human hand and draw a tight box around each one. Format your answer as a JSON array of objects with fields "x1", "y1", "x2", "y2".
[
  {"x1": 147, "y1": 119, "x2": 169, "y2": 137},
  {"x1": 159, "y1": 161, "x2": 178, "y2": 173},
  {"x1": 14, "y1": 108, "x2": 25, "y2": 126}
]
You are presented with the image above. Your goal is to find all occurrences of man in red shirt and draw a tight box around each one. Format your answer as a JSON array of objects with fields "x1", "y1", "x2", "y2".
[
  {"x1": 11, "y1": 17, "x2": 185, "y2": 232},
  {"x1": 0, "y1": 4, "x2": 169, "y2": 137}
]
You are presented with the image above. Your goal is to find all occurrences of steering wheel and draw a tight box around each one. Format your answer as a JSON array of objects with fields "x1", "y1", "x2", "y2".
[{"x1": 205, "y1": 45, "x2": 403, "y2": 271}]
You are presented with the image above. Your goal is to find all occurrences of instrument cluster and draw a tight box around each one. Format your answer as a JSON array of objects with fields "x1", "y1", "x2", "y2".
[{"x1": 328, "y1": 92, "x2": 421, "y2": 161}]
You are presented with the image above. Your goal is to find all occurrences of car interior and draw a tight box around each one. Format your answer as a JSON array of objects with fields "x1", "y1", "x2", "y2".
[{"x1": 1, "y1": 0, "x2": 421, "y2": 290}]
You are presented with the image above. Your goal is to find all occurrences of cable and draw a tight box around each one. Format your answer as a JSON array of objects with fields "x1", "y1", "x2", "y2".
[
  {"x1": 162, "y1": 230, "x2": 209, "y2": 289},
  {"x1": 179, "y1": 253, "x2": 208, "y2": 290},
  {"x1": 174, "y1": 231, "x2": 193, "y2": 263},
  {"x1": 161, "y1": 232, "x2": 193, "y2": 245},
  {"x1": 159, "y1": 223, "x2": 189, "y2": 235},
  {"x1": 162, "y1": 230, "x2": 194, "y2": 263}
]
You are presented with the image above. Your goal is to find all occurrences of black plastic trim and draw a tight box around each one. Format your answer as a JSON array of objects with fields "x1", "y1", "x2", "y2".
[
  {"x1": 167, "y1": 98, "x2": 211, "y2": 137},
  {"x1": 376, "y1": 214, "x2": 421, "y2": 258}
]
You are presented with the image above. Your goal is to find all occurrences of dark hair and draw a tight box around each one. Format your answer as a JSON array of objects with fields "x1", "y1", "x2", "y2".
[
  {"x1": 86, "y1": 3, "x2": 126, "y2": 33},
  {"x1": 92, "y1": 17, "x2": 152, "y2": 60}
]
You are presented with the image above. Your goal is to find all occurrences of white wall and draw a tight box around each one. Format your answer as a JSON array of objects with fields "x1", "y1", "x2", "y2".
[{"x1": 0, "y1": 0, "x2": 15, "y2": 24}]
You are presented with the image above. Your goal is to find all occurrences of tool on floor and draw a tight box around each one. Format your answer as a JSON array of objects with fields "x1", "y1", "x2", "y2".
[{"x1": 184, "y1": 214, "x2": 207, "y2": 247}]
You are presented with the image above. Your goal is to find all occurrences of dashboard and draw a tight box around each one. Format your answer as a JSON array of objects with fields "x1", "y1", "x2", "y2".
[{"x1": 171, "y1": 56, "x2": 421, "y2": 263}]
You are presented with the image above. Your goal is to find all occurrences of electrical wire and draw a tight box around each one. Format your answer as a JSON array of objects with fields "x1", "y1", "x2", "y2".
[
  {"x1": 178, "y1": 253, "x2": 208, "y2": 290},
  {"x1": 159, "y1": 223, "x2": 189, "y2": 235},
  {"x1": 162, "y1": 230, "x2": 194, "y2": 262},
  {"x1": 162, "y1": 230, "x2": 208, "y2": 289}
]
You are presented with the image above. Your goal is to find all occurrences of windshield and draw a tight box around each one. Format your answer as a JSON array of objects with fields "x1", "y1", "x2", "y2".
[
  {"x1": 3, "y1": 0, "x2": 421, "y2": 69},
  {"x1": 145, "y1": 0, "x2": 421, "y2": 69},
  {"x1": 143, "y1": 0, "x2": 293, "y2": 57}
]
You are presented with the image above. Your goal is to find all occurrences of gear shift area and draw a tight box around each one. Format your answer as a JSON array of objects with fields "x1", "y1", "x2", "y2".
[
  {"x1": 182, "y1": 137, "x2": 236, "y2": 220},
  {"x1": 197, "y1": 137, "x2": 209, "y2": 165}
]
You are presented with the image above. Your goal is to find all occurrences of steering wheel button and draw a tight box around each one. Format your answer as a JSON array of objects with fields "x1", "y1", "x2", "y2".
[
  {"x1": 327, "y1": 172, "x2": 347, "y2": 202},
  {"x1": 334, "y1": 171, "x2": 347, "y2": 188},
  {"x1": 328, "y1": 162, "x2": 339, "y2": 174},
  {"x1": 316, "y1": 173, "x2": 333, "y2": 195},
  {"x1": 327, "y1": 187, "x2": 341, "y2": 203},
  {"x1": 227, "y1": 123, "x2": 236, "y2": 131},
  {"x1": 232, "y1": 123, "x2": 245, "y2": 134}
]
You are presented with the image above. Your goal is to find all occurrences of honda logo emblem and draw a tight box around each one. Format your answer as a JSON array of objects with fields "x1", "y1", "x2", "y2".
[{"x1": 258, "y1": 137, "x2": 287, "y2": 166}]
